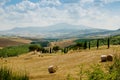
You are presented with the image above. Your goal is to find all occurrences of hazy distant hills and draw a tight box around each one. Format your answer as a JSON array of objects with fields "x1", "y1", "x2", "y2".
[
  {"x1": 9, "y1": 23, "x2": 92, "y2": 33},
  {"x1": 0, "y1": 23, "x2": 120, "y2": 38}
]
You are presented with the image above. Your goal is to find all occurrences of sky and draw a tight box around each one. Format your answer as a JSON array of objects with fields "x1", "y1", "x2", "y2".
[{"x1": 0, "y1": 0, "x2": 120, "y2": 31}]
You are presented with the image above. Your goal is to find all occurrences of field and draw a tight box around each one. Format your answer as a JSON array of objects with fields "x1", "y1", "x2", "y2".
[
  {"x1": 0, "y1": 45, "x2": 120, "y2": 80},
  {"x1": 0, "y1": 37, "x2": 31, "y2": 48}
]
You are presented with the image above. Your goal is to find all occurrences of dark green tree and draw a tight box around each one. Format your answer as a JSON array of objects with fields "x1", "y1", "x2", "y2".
[
  {"x1": 29, "y1": 44, "x2": 41, "y2": 52},
  {"x1": 108, "y1": 38, "x2": 110, "y2": 49},
  {"x1": 97, "y1": 39, "x2": 99, "y2": 49},
  {"x1": 50, "y1": 47, "x2": 52, "y2": 53},
  {"x1": 89, "y1": 41, "x2": 91, "y2": 50},
  {"x1": 53, "y1": 46, "x2": 60, "y2": 53},
  {"x1": 75, "y1": 42, "x2": 84, "y2": 50},
  {"x1": 84, "y1": 41, "x2": 87, "y2": 49},
  {"x1": 63, "y1": 48, "x2": 68, "y2": 53}
]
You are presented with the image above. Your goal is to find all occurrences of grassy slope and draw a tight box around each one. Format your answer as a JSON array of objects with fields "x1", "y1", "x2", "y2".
[
  {"x1": 49, "y1": 39, "x2": 76, "y2": 48},
  {"x1": 0, "y1": 45, "x2": 120, "y2": 80},
  {"x1": 0, "y1": 37, "x2": 31, "y2": 47}
]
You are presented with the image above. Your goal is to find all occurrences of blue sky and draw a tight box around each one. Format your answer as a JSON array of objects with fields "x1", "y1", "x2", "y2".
[{"x1": 0, "y1": 0, "x2": 120, "y2": 30}]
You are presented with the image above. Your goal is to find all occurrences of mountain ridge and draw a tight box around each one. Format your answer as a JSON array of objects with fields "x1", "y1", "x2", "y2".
[{"x1": 0, "y1": 23, "x2": 119, "y2": 39}]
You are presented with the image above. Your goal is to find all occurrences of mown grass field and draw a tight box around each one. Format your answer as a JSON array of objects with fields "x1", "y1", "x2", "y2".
[{"x1": 0, "y1": 45, "x2": 120, "y2": 80}]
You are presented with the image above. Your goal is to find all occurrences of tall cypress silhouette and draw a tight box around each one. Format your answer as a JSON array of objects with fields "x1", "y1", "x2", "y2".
[
  {"x1": 84, "y1": 41, "x2": 87, "y2": 49},
  {"x1": 89, "y1": 41, "x2": 90, "y2": 50},
  {"x1": 108, "y1": 38, "x2": 110, "y2": 49},
  {"x1": 97, "y1": 39, "x2": 99, "y2": 49},
  {"x1": 50, "y1": 47, "x2": 52, "y2": 53}
]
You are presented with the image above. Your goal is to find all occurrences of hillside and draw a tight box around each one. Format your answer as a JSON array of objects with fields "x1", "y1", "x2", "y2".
[
  {"x1": 0, "y1": 45, "x2": 119, "y2": 80},
  {"x1": 0, "y1": 23, "x2": 114, "y2": 39},
  {"x1": 0, "y1": 37, "x2": 31, "y2": 47}
]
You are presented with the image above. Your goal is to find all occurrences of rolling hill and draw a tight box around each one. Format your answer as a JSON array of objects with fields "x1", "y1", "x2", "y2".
[{"x1": 0, "y1": 23, "x2": 119, "y2": 39}]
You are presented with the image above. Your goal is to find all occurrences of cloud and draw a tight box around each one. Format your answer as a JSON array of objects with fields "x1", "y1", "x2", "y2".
[
  {"x1": 101, "y1": 0, "x2": 120, "y2": 4},
  {"x1": 0, "y1": 0, "x2": 120, "y2": 30},
  {"x1": 0, "y1": 0, "x2": 10, "y2": 6},
  {"x1": 40, "y1": 0, "x2": 61, "y2": 7}
]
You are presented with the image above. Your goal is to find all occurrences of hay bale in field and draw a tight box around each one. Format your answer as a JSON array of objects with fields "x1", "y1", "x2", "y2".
[
  {"x1": 101, "y1": 55, "x2": 107, "y2": 62},
  {"x1": 107, "y1": 54, "x2": 113, "y2": 61},
  {"x1": 48, "y1": 65, "x2": 58, "y2": 73}
]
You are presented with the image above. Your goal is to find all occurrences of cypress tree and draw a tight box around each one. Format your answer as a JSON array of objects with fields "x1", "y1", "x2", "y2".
[
  {"x1": 64, "y1": 48, "x2": 68, "y2": 53},
  {"x1": 50, "y1": 47, "x2": 52, "y2": 53},
  {"x1": 108, "y1": 38, "x2": 110, "y2": 49},
  {"x1": 84, "y1": 41, "x2": 87, "y2": 49},
  {"x1": 89, "y1": 41, "x2": 90, "y2": 50},
  {"x1": 97, "y1": 39, "x2": 99, "y2": 49}
]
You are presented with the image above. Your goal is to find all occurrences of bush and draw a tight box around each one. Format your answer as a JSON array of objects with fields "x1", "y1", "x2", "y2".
[
  {"x1": 53, "y1": 46, "x2": 60, "y2": 52},
  {"x1": 87, "y1": 65, "x2": 105, "y2": 80},
  {"x1": 0, "y1": 66, "x2": 29, "y2": 80},
  {"x1": 0, "y1": 45, "x2": 29, "y2": 57},
  {"x1": 66, "y1": 54, "x2": 120, "y2": 80},
  {"x1": 108, "y1": 55, "x2": 120, "y2": 80},
  {"x1": 70, "y1": 42, "x2": 84, "y2": 50},
  {"x1": 29, "y1": 44, "x2": 41, "y2": 52},
  {"x1": 87, "y1": 55, "x2": 120, "y2": 80}
]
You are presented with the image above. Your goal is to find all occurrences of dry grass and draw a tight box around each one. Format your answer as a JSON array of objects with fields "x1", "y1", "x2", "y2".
[
  {"x1": 0, "y1": 45, "x2": 120, "y2": 80},
  {"x1": 9, "y1": 37, "x2": 32, "y2": 44},
  {"x1": 0, "y1": 37, "x2": 31, "y2": 47},
  {"x1": 49, "y1": 39, "x2": 76, "y2": 48}
]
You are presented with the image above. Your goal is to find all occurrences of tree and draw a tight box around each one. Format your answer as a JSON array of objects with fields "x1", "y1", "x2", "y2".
[
  {"x1": 63, "y1": 48, "x2": 68, "y2": 53},
  {"x1": 53, "y1": 46, "x2": 60, "y2": 53},
  {"x1": 108, "y1": 38, "x2": 110, "y2": 49},
  {"x1": 97, "y1": 39, "x2": 99, "y2": 49},
  {"x1": 50, "y1": 47, "x2": 52, "y2": 53},
  {"x1": 75, "y1": 42, "x2": 84, "y2": 50},
  {"x1": 29, "y1": 44, "x2": 41, "y2": 52},
  {"x1": 89, "y1": 41, "x2": 91, "y2": 50},
  {"x1": 84, "y1": 41, "x2": 87, "y2": 49}
]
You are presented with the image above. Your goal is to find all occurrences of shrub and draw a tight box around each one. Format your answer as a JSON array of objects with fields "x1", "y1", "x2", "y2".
[
  {"x1": 66, "y1": 54, "x2": 120, "y2": 80},
  {"x1": 87, "y1": 54, "x2": 120, "y2": 80},
  {"x1": 53, "y1": 46, "x2": 60, "y2": 53},
  {"x1": 29, "y1": 44, "x2": 41, "y2": 52},
  {"x1": 87, "y1": 65, "x2": 105, "y2": 80},
  {"x1": 68, "y1": 42, "x2": 84, "y2": 50},
  {"x1": 108, "y1": 55, "x2": 120, "y2": 80},
  {"x1": 0, "y1": 45, "x2": 29, "y2": 57},
  {"x1": 63, "y1": 48, "x2": 68, "y2": 53}
]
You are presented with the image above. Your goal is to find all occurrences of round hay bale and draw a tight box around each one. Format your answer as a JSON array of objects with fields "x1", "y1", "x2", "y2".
[
  {"x1": 107, "y1": 54, "x2": 113, "y2": 61},
  {"x1": 101, "y1": 55, "x2": 107, "y2": 62},
  {"x1": 48, "y1": 65, "x2": 58, "y2": 73}
]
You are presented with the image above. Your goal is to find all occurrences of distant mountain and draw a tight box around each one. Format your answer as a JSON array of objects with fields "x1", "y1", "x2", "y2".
[
  {"x1": 0, "y1": 23, "x2": 120, "y2": 38},
  {"x1": 9, "y1": 23, "x2": 92, "y2": 33}
]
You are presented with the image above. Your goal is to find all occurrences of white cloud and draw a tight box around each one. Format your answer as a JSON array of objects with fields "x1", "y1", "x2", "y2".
[
  {"x1": 0, "y1": 0, "x2": 10, "y2": 6},
  {"x1": 0, "y1": 0, "x2": 120, "y2": 30},
  {"x1": 39, "y1": 0, "x2": 61, "y2": 7},
  {"x1": 80, "y1": 0, "x2": 94, "y2": 3},
  {"x1": 101, "y1": 0, "x2": 120, "y2": 4}
]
